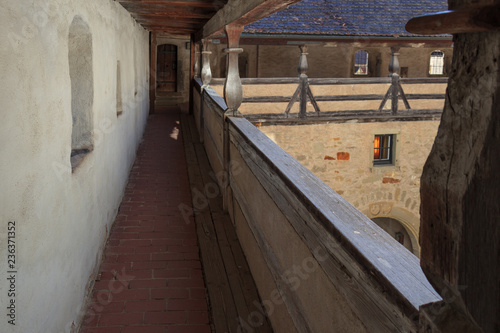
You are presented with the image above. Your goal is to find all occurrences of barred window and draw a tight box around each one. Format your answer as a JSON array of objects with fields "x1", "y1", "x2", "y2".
[
  {"x1": 429, "y1": 50, "x2": 444, "y2": 75},
  {"x1": 354, "y1": 50, "x2": 369, "y2": 75}
]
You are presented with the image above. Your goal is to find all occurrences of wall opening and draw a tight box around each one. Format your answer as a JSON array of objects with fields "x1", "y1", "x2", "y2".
[
  {"x1": 156, "y1": 44, "x2": 177, "y2": 92},
  {"x1": 372, "y1": 217, "x2": 414, "y2": 254},
  {"x1": 116, "y1": 60, "x2": 123, "y2": 116},
  {"x1": 68, "y1": 16, "x2": 93, "y2": 170},
  {"x1": 429, "y1": 50, "x2": 444, "y2": 75},
  {"x1": 354, "y1": 50, "x2": 369, "y2": 75}
]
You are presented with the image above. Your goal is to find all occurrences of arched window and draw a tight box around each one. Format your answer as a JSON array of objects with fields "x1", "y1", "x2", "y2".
[
  {"x1": 354, "y1": 50, "x2": 369, "y2": 75},
  {"x1": 429, "y1": 50, "x2": 444, "y2": 75},
  {"x1": 68, "y1": 16, "x2": 94, "y2": 170}
]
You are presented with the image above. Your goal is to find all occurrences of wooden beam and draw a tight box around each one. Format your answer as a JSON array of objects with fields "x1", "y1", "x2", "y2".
[
  {"x1": 406, "y1": 3, "x2": 500, "y2": 35},
  {"x1": 195, "y1": 0, "x2": 301, "y2": 41},
  {"x1": 118, "y1": 0, "x2": 227, "y2": 8},
  {"x1": 129, "y1": 11, "x2": 213, "y2": 20}
]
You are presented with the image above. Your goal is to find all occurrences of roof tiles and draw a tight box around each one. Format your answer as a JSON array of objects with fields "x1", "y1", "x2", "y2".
[{"x1": 244, "y1": 0, "x2": 448, "y2": 37}]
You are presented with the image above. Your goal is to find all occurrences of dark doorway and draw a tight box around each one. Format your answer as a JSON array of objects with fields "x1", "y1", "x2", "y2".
[
  {"x1": 157, "y1": 44, "x2": 177, "y2": 92},
  {"x1": 372, "y1": 217, "x2": 414, "y2": 254}
]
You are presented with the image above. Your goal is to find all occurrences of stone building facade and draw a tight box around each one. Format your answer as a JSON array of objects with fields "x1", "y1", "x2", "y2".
[
  {"x1": 259, "y1": 120, "x2": 440, "y2": 256},
  {"x1": 210, "y1": 43, "x2": 453, "y2": 79}
]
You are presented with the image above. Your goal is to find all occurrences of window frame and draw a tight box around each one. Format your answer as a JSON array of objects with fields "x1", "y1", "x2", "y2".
[
  {"x1": 354, "y1": 50, "x2": 369, "y2": 76},
  {"x1": 429, "y1": 50, "x2": 445, "y2": 75},
  {"x1": 373, "y1": 134, "x2": 395, "y2": 166}
]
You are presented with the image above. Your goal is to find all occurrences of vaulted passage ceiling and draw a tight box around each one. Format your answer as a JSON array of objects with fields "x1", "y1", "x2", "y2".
[{"x1": 117, "y1": 0, "x2": 229, "y2": 36}]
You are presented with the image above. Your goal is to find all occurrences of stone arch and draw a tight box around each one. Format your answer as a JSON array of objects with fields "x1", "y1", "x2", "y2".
[
  {"x1": 362, "y1": 202, "x2": 420, "y2": 257},
  {"x1": 68, "y1": 16, "x2": 93, "y2": 169}
]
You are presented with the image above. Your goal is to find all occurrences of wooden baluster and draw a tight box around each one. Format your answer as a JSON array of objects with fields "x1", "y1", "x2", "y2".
[
  {"x1": 298, "y1": 45, "x2": 309, "y2": 118},
  {"x1": 224, "y1": 25, "x2": 244, "y2": 117},
  {"x1": 222, "y1": 24, "x2": 244, "y2": 212},
  {"x1": 389, "y1": 47, "x2": 400, "y2": 115},
  {"x1": 199, "y1": 39, "x2": 212, "y2": 144},
  {"x1": 201, "y1": 39, "x2": 212, "y2": 89},
  {"x1": 194, "y1": 42, "x2": 200, "y2": 79}
]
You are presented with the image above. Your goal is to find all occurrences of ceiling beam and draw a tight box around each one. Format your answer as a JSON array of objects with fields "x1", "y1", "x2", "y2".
[
  {"x1": 195, "y1": 0, "x2": 301, "y2": 42},
  {"x1": 118, "y1": 0, "x2": 226, "y2": 8},
  {"x1": 132, "y1": 13, "x2": 211, "y2": 22}
]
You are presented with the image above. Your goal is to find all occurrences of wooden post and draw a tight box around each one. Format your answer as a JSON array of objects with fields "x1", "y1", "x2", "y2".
[
  {"x1": 149, "y1": 32, "x2": 157, "y2": 114},
  {"x1": 285, "y1": 45, "x2": 320, "y2": 118},
  {"x1": 199, "y1": 39, "x2": 212, "y2": 144},
  {"x1": 222, "y1": 24, "x2": 244, "y2": 212},
  {"x1": 419, "y1": 2, "x2": 500, "y2": 332},
  {"x1": 378, "y1": 46, "x2": 410, "y2": 113},
  {"x1": 389, "y1": 47, "x2": 400, "y2": 115}
]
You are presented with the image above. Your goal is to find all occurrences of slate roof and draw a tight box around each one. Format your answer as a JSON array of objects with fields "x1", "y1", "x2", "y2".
[{"x1": 244, "y1": 0, "x2": 449, "y2": 37}]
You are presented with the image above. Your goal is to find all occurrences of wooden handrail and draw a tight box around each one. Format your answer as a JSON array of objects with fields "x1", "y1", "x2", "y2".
[{"x1": 406, "y1": 3, "x2": 500, "y2": 35}]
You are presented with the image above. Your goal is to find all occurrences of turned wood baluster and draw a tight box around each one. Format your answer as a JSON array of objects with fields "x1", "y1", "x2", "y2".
[
  {"x1": 222, "y1": 24, "x2": 243, "y2": 212},
  {"x1": 201, "y1": 39, "x2": 212, "y2": 89},
  {"x1": 194, "y1": 42, "x2": 201, "y2": 79},
  {"x1": 199, "y1": 39, "x2": 212, "y2": 143},
  {"x1": 298, "y1": 45, "x2": 309, "y2": 118},
  {"x1": 389, "y1": 47, "x2": 400, "y2": 115},
  {"x1": 224, "y1": 25, "x2": 244, "y2": 117}
]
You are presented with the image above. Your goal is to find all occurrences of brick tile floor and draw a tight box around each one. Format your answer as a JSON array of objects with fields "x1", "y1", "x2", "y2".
[{"x1": 80, "y1": 108, "x2": 211, "y2": 333}]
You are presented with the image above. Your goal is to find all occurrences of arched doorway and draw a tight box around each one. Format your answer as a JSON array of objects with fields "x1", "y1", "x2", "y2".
[
  {"x1": 372, "y1": 217, "x2": 414, "y2": 254},
  {"x1": 157, "y1": 44, "x2": 177, "y2": 92}
]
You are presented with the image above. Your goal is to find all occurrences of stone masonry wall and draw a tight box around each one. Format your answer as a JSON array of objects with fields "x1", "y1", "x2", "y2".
[
  {"x1": 211, "y1": 43, "x2": 453, "y2": 79},
  {"x1": 259, "y1": 120, "x2": 440, "y2": 256}
]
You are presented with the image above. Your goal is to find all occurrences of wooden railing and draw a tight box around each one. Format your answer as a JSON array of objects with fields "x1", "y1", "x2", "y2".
[
  {"x1": 210, "y1": 76, "x2": 447, "y2": 124},
  {"x1": 193, "y1": 79, "x2": 442, "y2": 332}
]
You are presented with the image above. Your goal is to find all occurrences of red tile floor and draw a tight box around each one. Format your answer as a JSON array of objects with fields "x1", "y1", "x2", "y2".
[{"x1": 80, "y1": 108, "x2": 211, "y2": 333}]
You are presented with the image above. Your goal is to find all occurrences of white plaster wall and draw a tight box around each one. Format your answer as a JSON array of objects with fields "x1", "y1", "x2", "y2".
[{"x1": 0, "y1": 0, "x2": 150, "y2": 332}]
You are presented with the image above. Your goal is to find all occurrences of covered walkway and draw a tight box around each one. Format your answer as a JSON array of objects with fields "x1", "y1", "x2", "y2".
[{"x1": 80, "y1": 107, "x2": 271, "y2": 333}]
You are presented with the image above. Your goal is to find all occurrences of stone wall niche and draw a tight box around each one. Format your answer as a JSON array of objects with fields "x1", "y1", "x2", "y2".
[{"x1": 68, "y1": 16, "x2": 94, "y2": 170}]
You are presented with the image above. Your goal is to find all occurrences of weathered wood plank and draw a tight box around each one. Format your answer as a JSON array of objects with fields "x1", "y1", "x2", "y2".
[
  {"x1": 181, "y1": 113, "x2": 274, "y2": 332},
  {"x1": 405, "y1": 4, "x2": 500, "y2": 35},
  {"x1": 400, "y1": 77, "x2": 448, "y2": 84},
  {"x1": 405, "y1": 94, "x2": 446, "y2": 100},
  {"x1": 227, "y1": 116, "x2": 442, "y2": 331},
  {"x1": 180, "y1": 114, "x2": 237, "y2": 332},
  {"x1": 229, "y1": 131, "x2": 412, "y2": 332},
  {"x1": 243, "y1": 94, "x2": 387, "y2": 103},
  {"x1": 196, "y1": 0, "x2": 301, "y2": 41},
  {"x1": 210, "y1": 77, "x2": 448, "y2": 86},
  {"x1": 230, "y1": 181, "x2": 313, "y2": 333},
  {"x1": 244, "y1": 109, "x2": 443, "y2": 126}
]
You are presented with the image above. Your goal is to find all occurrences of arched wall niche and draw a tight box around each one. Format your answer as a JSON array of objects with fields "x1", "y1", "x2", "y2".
[{"x1": 68, "y1": 15, "x2": 94, "y2": 170}]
